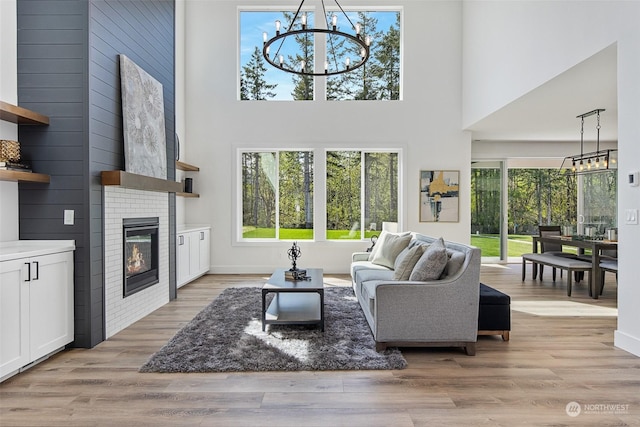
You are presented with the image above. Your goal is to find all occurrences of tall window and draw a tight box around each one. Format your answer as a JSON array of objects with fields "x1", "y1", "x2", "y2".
[
  {"x1": 241, "y1": 151, "x2": 314, "y2": 240},
  {"x1": 326, "y1": 151, "x2": 398, "y2": 239},
  {"x1": 239, "y1": 9, "x2": 401, "y2": 100}
]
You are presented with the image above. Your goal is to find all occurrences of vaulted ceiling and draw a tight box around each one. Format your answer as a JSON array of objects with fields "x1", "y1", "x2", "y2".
[{"x1": 467, "y1": 44, "x2": 617, "y2": 145}]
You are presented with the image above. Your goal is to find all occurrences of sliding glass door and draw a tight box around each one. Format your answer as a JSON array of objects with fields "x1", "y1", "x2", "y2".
[
  {"x1": 471, "y1": 161, "x2": 506, "y2": 261},
  {"x1": 472, "y1": 158, "x2": 617, "y2": 262}
]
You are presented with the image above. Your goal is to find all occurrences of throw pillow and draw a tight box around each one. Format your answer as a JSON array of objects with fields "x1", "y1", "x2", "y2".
[
  {"x1": 370, "y1": 231, "x2": 412, "y2": 269},
  {"x1": 409, "y1": 237, "x2": 448, "y2": 281},
  {"x1": 393, "y1": 245, "x2": 425, "y2": 280}
]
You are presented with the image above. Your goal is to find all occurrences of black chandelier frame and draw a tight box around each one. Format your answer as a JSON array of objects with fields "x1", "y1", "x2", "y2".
[
  {"x1": 561, "y1": 108, "x2": 617, "y2": 175},
  {"x1": 262, "y1": 0, "x2": 371, "y2": 77}
]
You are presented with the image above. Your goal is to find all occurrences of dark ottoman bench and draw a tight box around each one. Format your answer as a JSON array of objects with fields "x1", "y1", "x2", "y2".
[{"x1": 478, "y1": 283, "x2": 511, "y2": 341}]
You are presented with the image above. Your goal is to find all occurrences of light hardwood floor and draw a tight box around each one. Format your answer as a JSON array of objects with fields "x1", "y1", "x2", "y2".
[{"x1": 1, "y1": 264, "x2": 638, "y2": 426}]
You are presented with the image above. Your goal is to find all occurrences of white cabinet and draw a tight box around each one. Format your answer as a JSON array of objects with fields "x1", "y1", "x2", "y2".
[
  {"x1": 177, "y1": 226, "x2": 210, "y2": 288},
  {"x1": 0, "y1": 245, "x2": 74, "y2": 381}
]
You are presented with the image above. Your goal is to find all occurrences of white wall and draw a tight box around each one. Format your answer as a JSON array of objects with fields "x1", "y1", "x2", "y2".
[
  {"x1": 462, "y1": 0, "x2": 640, "y2": 356},
  {"x1": 175, "y1": 0, "x2": 187, "y2": 224},
  {"x1": 183, "y1": 0, "x2": 471, "y2": 274},
  {"x1": 0, "y1": 0, "x2": 20, "y2": 242}
]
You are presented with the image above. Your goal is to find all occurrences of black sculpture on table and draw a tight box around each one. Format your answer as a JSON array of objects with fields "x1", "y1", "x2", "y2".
[
  {"x1": 286, "y1": 242, "x2": 308, "y2": 280},
  {"x1": 288, "y1": 242, "x2": 301, "y2": 271}
]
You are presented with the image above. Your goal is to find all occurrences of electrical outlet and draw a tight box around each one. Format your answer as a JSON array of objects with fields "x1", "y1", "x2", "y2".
[
  {"x1": 64, "y1": 210, "x2": 74, "y2": 225},
  {"x1": 626, "y1": 209, "x2": 638, "y2": 225}
]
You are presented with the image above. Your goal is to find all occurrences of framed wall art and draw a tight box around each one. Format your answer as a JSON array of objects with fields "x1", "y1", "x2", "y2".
[
  {"x1": 419, "y1": 170, "x2": 460, "y2": 222},
  {"x1": 120, "y1": 54, "x2": 167, "y2": 179}
]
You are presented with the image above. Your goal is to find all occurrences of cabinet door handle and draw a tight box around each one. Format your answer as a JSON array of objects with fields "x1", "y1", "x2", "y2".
[
  {"x1": 25, "y1": 262, "x2": 31, "y2": 281},
  {"x1": 179, "y1": 235, "x2": 184, "y2": 245},
  {"x1": 33, "y1": 261, "x2": 39, "y2": 280},
  {"x1": 200, "y1": 232, "x2": 204, "y2": 240}
]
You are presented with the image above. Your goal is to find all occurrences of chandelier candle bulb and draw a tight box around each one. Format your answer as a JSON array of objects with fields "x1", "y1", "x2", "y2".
[
  {"x1": 355, "y1": 23, "x2": 361, "y2": 34},
  {"x1": 279, "y1": 55, "x2": 284, "y2": 66},
  {"x1": 275, "y1": 20, "x2": 281, "y2": 34},
  {"x1": 263, "y1": 32, "x2": 267, "y2": 43},
  {"x1": 345, "y1": 57, "x2": 350, "y2": 67},
  {"x1": 301, "y1": 12, "x2": 307, "y2": 28},
  {"x1": 332, "y1": 14, "x2": 338, "y2": 29}
]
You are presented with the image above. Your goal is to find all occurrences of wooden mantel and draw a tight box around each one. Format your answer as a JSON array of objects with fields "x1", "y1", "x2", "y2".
[
  {"x1": 0, "y1": 101, "x2": 50, "y2": 125},
  {"x1": 101, "y1": 170, "x2": 182, "y2": 193}
]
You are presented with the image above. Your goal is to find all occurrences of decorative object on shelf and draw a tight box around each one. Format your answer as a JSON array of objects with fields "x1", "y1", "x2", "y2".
[
  {"x1": 0, "y1": 139, "x2": 21, "y2": 162},
  {"x1": 119, "y1": 54, "x2": 167, "y2": 180},
  {"x1": 561, "y1": 109, "x2": 617, "y2": 174},
  {"x1": 262, "y1": 0, "x2": 371, "y2": 77},
  {"x1": 0, "y1": 160, "x2": 31, "y2": 172},
  {"x1": 184, "y1": 177, "x2": 193, "y2": 193},
  {"x1": 366, "y1": 234, "x2": 378, "y2": 252},
  {"x1": 419, "y1": 170, "x2": 460, "y2": 222}
]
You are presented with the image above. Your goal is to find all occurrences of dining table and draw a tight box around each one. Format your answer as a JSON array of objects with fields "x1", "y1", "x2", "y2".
[{"x1": 532, "y1": 235, "x2": 618, "y2": 299}]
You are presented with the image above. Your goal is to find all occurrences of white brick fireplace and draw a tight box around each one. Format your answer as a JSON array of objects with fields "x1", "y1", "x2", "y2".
[{"x1": 103, "y1": 186, "x2": 169, "y2": 338}]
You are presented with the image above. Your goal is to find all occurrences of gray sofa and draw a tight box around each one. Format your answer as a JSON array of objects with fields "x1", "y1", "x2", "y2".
[{"x1": 350, "y1": 232, "x2": 481, "y2": 355}]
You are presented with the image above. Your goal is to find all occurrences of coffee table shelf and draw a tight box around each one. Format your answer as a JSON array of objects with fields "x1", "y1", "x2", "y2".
[{"x1": 265, "y1": 293, "x2": 321, "y2": 322}]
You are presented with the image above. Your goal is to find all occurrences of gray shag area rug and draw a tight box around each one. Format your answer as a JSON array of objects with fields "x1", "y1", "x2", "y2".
[{"x1": 140, "y1": 287, "x2": 407, "y2": 372}]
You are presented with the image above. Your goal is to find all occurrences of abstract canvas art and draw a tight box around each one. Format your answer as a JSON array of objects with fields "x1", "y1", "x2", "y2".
[
  {"x1": 419, "y1": 170, "x2": 460, "y2": 222},
  {"x1": 120, "y1": 54, "x2": 167, "y2": 179}
]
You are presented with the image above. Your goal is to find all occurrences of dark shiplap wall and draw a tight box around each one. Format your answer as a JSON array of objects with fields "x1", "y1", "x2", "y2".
[{"x1": 17, "y1": 0, "x2": 175, "y2": 348}]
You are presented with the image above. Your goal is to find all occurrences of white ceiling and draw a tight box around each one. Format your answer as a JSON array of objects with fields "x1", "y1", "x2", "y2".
[{"x1": 466, "y1": 45, "x2": 617, "y2": 144}]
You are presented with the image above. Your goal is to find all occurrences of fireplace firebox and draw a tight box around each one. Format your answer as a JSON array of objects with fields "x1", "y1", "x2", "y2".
[{"x1": 123, "y1": 217, "x2": 159, "y2": 297}]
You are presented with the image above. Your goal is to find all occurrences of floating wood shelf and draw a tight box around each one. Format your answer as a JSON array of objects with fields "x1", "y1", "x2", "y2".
[
  {"x1": 177, "y1": 192, "x2": 200, "y2": 198},
  {"x1": 176, "y1": 161, "x2": 199, "y2": 172},
  {"x1": 101, "y1": 170, "x2": 182, "y2": 193},
  {"x1": 0, "y1": 169, "x2": 50, "y2": 183},
  {"x1": 0, "y1": 101, "x2": 50, "y2": 125}
]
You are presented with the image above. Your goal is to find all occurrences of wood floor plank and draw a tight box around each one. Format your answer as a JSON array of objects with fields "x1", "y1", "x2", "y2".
[{"x1": 1, "y1": 265, "x2": 638, "y2": 426}]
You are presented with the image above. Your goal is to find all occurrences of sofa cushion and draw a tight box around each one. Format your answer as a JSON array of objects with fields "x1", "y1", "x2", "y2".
[
  {"x1": 393, "y1": 245, "x2": 425, "y2": 280},
  {"x1": 356, "y1": 269, "x2": 395, "y2": 288},
  {"x1": 441, "y1": 250, "x2": 466, "y2": 279},
  {"x1": 350, "y1": 261, "x2": 391, "y2": 279},
  {"x1": 409, "y1": 237, "x2": 448, "y2": 281},
  {"x1": 369, "y1": 231, "x2": 411, "y2": 269}
]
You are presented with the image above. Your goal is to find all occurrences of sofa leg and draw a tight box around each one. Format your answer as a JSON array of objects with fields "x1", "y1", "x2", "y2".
[
  {"x1": 375, "y1": 342, "x2": 387, "y2": 352},
  {"x1": 464, "y1": 342, "x2": 476, "y2": 356},
  {"x1": 502, "y1": 331, "x2": 510, "y2": 341}
]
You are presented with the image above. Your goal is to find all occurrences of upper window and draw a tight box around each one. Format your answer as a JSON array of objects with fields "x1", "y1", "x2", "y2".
[
  {"x1": 326, "y1": 11, "x2": 401, "y2": 100},
  {"x1": 239, "y1": 9, "x2": 401, "y2": 101}
]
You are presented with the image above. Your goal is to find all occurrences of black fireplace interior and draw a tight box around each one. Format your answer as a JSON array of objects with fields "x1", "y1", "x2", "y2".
[{"x1": 123, "y1": 217, "x2": 159, "y2": 297}]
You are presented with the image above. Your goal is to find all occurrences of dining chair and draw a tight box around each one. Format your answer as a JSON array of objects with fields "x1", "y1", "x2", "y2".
[
  {"x1": 538, "y1": 225, "x2": 579, "y2": 281},
  {"x1": 599, "y1": 258, "x2": 618, "y2": 295}
]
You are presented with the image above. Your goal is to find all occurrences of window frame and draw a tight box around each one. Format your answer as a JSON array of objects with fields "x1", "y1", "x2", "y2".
[
  {"x1": 325, "y1": 148, "x2": 402, "y2": 241},
  {"x1": 234, "y1": 146, "x2": 404, "y2": 245},
  {"x1": 238, "y1": 6, "x2": 403, "y2": 101},
  {"x1": 236, "y1": 148, "x2": 316, "y2": 243}
]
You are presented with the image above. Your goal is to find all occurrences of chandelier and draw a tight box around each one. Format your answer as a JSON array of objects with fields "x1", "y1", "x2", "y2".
[
  {"x1": 262, "y1": 0, "x2": 371, "y2": 76},
  {"x1": 561, "y1": 108, "x2": 617, "y2": 174}
]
